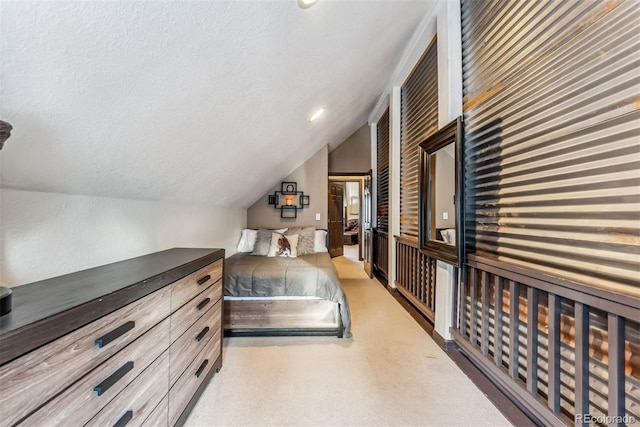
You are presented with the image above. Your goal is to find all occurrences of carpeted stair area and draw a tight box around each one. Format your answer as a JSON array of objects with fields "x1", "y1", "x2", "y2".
[{"x1": 185, "y1": 247, "x2": 512, "y2": 426}]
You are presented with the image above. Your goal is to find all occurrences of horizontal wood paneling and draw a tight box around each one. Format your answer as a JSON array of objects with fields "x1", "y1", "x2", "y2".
[
  {"x1": 400, "y1": 38, "x2": 438, "y2": 238},
  {"x1": 458, "y1": 0, "x2": 640, "y2": 424},
  {"x1": 462, "y1": 0, "x2": 640, "y2": 296},
  {"x1": 377, "y1": 108, "x2": 390, "y2": 233}
]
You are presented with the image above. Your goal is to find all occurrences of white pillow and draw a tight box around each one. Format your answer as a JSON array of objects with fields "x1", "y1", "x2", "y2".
[
  {"x1": 267, "y1": 232, "x2": 299, "y2": 257},
  {"x1": 441, "y1": 228, "x2": 456, "y2": 246},
  {"x1": 237, "y1": 229, "x2": 258, "y2": 252},
  {"x1": 314, "y1": 230, "x2": 328, "y2": 253}
]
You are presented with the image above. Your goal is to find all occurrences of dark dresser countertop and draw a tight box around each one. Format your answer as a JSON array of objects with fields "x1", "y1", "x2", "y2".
[{"x1": 0, "y1": 248, "x2": 224, "y2": 365}]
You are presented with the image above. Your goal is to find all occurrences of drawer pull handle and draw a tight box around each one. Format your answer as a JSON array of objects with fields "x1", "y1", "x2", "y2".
[
  {"x1": 196, "y1": 326, "x2": 210, "y2": 342},
  {"x1": 95, "y1": 321, "x2": 135, "y2": 348},
  {"x1": 195, "y1": 359, "x2": 209, "y2": 378},
  {"x1": 113, "y1": 411, "x2": 133, "y2": 427},
  {"x1": 197, "y1": 275, "x2": 211, "y2": 285},
  {"x1": 94, "y1": 361, "x2": 134, "y2": 396},
  {"x1": 197, "y1": 298, "x2": 211, "y2": 311}
]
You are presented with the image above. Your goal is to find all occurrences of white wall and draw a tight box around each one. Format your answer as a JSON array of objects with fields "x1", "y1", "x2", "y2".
[{"x1": 0, "y1": 189, "x2": 246, "y2": 287}]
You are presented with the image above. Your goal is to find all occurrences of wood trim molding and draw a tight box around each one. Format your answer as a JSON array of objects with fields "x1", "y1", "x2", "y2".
[{"x1": 432, "y1": 330, "x2": 458, "y2": 351}]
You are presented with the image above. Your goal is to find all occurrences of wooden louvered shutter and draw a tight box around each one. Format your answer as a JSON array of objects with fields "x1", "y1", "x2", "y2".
[
  {"x1": 376, "y1": 108, "x2": 390, "y2": 232},
  {"x1": 400, "y1": 38, "x2": 438, "y2": 239},
  {"x1": 462, "y1": 0, "x2": 640, "y2": 297}
]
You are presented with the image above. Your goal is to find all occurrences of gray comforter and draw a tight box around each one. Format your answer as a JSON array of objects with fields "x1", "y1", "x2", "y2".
[{"x1": 224, "y1": 252, "x2": 351, "y2": 337}]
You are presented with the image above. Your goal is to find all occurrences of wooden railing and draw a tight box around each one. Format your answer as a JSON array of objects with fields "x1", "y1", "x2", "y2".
[
  {"x1": 372, "y1": 229, "x2": 388, "y2": 281},
  {"x1": 453, "y1": 256, "x2": 640, "y2": 426},
  {"x1": 395, "y1": 236, "x2": 436, "y2": 322}
]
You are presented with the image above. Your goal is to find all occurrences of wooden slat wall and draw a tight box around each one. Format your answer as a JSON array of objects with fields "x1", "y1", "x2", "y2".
[
  {"x1": 456, "y1": 0, "x2": 640, "y2": 425},
  {"x1": 373, "y1": 230, "x2": 389, "y2": 281},
  {"x1": 456, "y1": 262, "x2": 640, "y2": 425},
  {"x1": 400, "y1": 38, "x2": 438, "y2": 239},
  {"x1": 395, "y1": 238, "x2": 436, "y2": 321},
  {"x1": 462, "y1": 0, "x2": 640, "y2": 296},
  {"x1": 376, "y1": 108, "x2": 390, "y2": 233},
  {"x1": 374, "y1": 108, "x2": 390, "y2": 281}
]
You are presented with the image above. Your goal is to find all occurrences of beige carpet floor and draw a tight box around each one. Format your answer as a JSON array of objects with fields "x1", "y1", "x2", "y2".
[{"x1": 185, "y1": 246, "x2": 512, "y2": 427}]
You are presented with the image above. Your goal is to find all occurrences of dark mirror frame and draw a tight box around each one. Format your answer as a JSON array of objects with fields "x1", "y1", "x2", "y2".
[{"x1": 418, "y1": 117, "x2": 464, "y2": 267}]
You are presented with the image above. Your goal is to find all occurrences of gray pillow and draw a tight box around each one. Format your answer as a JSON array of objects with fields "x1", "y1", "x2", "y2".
[
  {"x1": 251, "y1": 229, "x2": 273, "y2": 256},
  {"x1": 252, "y1": 228, "x2": 288, "y2": 255},
  {"x1": 288, "y1": 227, "x2": 315, "y2": 256}
]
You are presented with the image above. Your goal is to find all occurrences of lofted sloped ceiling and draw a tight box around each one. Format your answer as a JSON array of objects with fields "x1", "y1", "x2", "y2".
[{"x1": 0, "y1": 0, "x2": 435, "y2": 208}]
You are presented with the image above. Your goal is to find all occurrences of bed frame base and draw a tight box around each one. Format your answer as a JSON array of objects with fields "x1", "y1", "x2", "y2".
[{"x1": 223, "y1": 299, "x2": 343, "y2": 338}]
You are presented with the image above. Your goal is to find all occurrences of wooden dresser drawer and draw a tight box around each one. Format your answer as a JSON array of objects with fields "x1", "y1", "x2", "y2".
[
  {"x1": 0, "y1": 287, "x2": 171, "y2": 427},
  {"x1": 22, "y1": 317, "x2": 170, "y2": 426},
  {"x1": 170, "y1": 279, "x2": 222, "y2": 344},
  {"x1": 168, "y1": 329, "x2": 221, "y2": 425},
  {"x1": 142, "y1": 395, "x2": 168, "y2": 427},
  {"x1": 86, "y1": 350, "x2": 169, "y2": 427},
  {"x1": 171, "y1": 259, "x2": 222, "y2": 313},
  {"x1": 170, "y1": 300, "x2": 221, "y2": 386}
]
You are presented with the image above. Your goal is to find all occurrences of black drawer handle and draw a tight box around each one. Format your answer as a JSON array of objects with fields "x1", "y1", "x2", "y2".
[
  {"x1": 197, "y1": 275, "x2": 211, "y2": 285},
  {"x1": 196, "y1": 327, "x2": 210, "y2": 342},
  {"x1": 94, "y1": 361, "x2": 134, "y2": 396},
  {"x1": 197, "y1": 298, "x2": 211, "y2": 311},
  {"x1": 113, "y1": 411, "x2": 133, "y2": 427},
  {"x1": 95, "y1": 321, "x2": 135, "y2": 348},
  {"x1": 195, "y1": 359, "x2": 209, "y2": 378}
]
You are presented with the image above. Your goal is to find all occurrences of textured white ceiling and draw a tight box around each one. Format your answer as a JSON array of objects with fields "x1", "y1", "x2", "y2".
[{"x1": 0, "y1": 0, "x2": 435, "y2": 208}]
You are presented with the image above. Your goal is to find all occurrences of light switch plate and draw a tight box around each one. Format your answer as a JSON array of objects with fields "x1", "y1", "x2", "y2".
[
  {"x1": 315, "y1": 213, "x2": 321, "y2": 221},
  {"x1": 443, "y1": 212, "x2": 449, "y2": 220}
]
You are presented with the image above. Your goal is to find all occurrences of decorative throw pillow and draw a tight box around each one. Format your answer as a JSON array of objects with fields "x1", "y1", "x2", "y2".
[
  {"x1": 441, "y1": 228, "x2": 456, "y2": 246},
  {"x1": 267, "y1": 233, "x2": 298, "y2": 257},
  {"x1": 251, "y1": 228, "x2": 287, "y2": 256},
  {"x1": 237, "y1": 229, "x2": 258, "y2": 253},
  {"x1": 314, "y1": 230, "x2": 328, "y2": 253},
  {"x1": 290, "y1": 227, "x2": 315, "y2": 256}
]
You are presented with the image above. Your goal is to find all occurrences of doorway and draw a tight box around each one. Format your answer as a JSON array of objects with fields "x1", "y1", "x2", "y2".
[
  {"x1": 327, "y1": 174, "x2": 371, "y2": 274},
  {"x1": 328, "y1": 182, "x2": 344, "y2": 258}
]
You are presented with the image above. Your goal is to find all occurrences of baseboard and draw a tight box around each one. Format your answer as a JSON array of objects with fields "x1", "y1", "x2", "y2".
[
  {"x1": 373, "y1": 270, "x2": 388, "y2": 285},
  {"x1": 432, "y1": 330, "x2": 458, "y2": 351},
  {"x1": 390, "y1": 291, "x2": 434, "y2": 335}
]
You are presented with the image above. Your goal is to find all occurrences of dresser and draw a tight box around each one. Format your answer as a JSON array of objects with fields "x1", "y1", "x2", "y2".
[{"x1": 0, "y1": 248, "x2": 224, "y2": 427}]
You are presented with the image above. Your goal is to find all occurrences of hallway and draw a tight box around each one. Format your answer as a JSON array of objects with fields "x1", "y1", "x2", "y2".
[{"x1": 186, "y1": 251, "x2": 512, "y2": 426}]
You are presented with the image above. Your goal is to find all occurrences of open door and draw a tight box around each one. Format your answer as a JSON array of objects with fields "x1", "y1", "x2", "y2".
[
  {"x1": 362, "y1": 171, "x2": 373, "y2": 277},
  {"x1": 328, "y1": 182, "x2": 344, "y2": 258}
]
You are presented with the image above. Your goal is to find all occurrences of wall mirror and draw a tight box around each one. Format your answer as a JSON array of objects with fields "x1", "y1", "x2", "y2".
[{"x1": 418, "y1": 117, "x2": 463, "y2": 267}]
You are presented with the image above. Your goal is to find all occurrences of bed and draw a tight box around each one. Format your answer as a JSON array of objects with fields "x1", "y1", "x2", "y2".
[{"x1": 223, "y1": 228, "x2": 352, "y2": 338}]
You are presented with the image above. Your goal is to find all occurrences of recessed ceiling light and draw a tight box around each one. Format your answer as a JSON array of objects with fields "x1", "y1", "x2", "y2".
[
  {"x1": 309, "y1": 108, "x2": 325, "y2": 122},
  {"x1": 298, "y1": 0, "x2": 319, "y2": 9}
]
